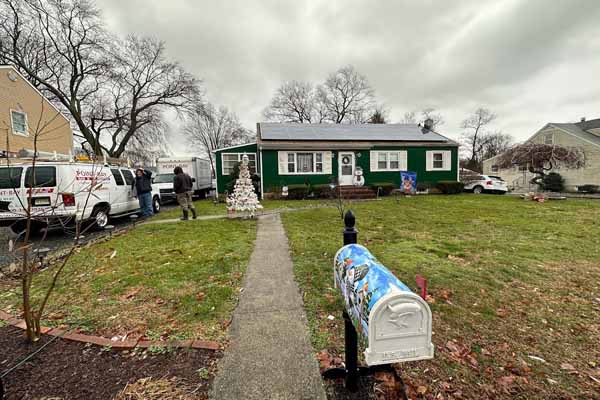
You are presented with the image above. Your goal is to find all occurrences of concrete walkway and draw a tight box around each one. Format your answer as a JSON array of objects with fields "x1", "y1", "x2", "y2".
[
  {"x1": 211, "y1": 214, "x2": 327, "y2": 400},
  {"x1": 144, "y1": 205, "x2": 334, "y2": 225}
]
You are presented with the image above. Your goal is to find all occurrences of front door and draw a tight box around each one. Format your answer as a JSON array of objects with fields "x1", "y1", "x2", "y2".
[{"x1": 338, "y1": 152, "x2": 355, "y2": 186}]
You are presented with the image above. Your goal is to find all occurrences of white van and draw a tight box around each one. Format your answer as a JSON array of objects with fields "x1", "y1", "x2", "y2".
[{"x1": 0, "y1": 161, "x2": 161, "y2": 234}]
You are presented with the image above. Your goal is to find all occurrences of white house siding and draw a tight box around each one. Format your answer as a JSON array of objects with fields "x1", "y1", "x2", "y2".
[{"x1": 483, "y1": 127, "x2": 600, "y2": 191}]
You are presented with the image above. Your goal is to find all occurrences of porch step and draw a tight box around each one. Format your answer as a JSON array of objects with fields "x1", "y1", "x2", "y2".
[{"x1": 338, "y1": 186, "x2": 377, "y2": 199}]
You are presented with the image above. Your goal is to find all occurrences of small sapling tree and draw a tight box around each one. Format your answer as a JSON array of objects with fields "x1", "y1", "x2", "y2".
[{"x1": 2, "y1": 102, "x2": 102, "y2": 342}]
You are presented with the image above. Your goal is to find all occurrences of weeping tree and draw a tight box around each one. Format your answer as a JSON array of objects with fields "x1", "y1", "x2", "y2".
[{"x1": 497, "y1": 143, "x2": 585, "y2": 188}]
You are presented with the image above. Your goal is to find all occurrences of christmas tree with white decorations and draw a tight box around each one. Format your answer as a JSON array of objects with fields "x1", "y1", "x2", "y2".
[{"x1": 227, "y1": 154, "x2": 263, "y2": 217}]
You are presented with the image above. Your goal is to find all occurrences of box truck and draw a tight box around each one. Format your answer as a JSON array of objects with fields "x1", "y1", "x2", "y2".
[{"x1": 154, "y1": 157, "x2": 212, "y2": 201}]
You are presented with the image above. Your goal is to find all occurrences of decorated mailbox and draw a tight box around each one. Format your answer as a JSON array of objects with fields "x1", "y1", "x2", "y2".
[{"x1": 334, "y1": 244, "x2": 434, "y2": 365}]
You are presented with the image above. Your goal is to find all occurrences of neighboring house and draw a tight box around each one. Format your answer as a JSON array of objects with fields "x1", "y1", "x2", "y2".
[
  {"x1": 214, "y1": 122, "x2": 459, "y2": 198},
  {"x1": 0, "y1": 65, "x2": 73, "y2": 158},
  {"x1": 483, "y1": 118, "x2": 600, "y2": 192}
]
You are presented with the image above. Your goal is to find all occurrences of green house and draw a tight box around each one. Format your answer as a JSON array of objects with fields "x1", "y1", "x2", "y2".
[{"x1": 214, "y1": 122, "x2": 459, "y2": 198}]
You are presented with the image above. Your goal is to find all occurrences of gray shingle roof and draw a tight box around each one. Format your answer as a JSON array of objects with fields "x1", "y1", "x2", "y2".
[
  {"x1": 550, "y1": 122, "x2": 600, "y2": 147},
  {"x1": 576, "y1": 118, "x2": 600, "y2": 132},
  {"x1": 258, "y1": 122, "x2": 453, "y2": 143}
]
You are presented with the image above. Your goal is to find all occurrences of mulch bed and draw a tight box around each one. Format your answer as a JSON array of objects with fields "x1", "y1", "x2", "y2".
[{"x1": 0, "y1": 326, "x2": 220, "y2": 400}]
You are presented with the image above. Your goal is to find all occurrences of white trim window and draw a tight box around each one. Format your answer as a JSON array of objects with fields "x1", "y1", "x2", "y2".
[
  {"x1": 10, "y1": 110, "x2": 28, "y2": 136},
  {"x1": 426, "y1": 150, "x2": 452, "y2": 171},
  {"x1": 221, "y1": 152, "x2": 256, "y2": 175},
  {"x1": 544, "y1": 133, "x2": 553, "y2": 145},
  {"x1": 278, "y1": 151, "x2": 331, "y2": 175},
  {"x1": 370, "y1": 151, "x2": 407, "y2": 171}
]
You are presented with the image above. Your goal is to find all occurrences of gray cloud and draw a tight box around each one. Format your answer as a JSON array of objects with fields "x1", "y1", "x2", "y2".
[{"x1": 98, "y1": 0, "x2": 600, "y2": 154}]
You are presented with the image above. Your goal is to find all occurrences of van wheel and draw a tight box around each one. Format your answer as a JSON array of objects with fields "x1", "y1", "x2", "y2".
[
  {"x1": 473, "y1": 185, "x2": 484, "y2": 194},
  {"x1": 9, "y1": 220, "x2": 27, "y2": 236},
  {"x1": 152, "y1": 196, "x2": 161, "y2": 214},
  {"x1": 92, "y1": 206, "x2": 109, "y2": 228}
]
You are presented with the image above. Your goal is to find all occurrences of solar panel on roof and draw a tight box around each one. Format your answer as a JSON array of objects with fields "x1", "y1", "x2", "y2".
[{"x1": 259, "y1": 123, "x2": 449, "y2": 142}]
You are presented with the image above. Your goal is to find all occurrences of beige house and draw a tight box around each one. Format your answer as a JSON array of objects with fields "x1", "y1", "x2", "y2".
[
  {"x1": 483, "y1": 118, "x2": 600, "y2": 192},
  {"x1": 0, "y1": 65, "x2": 73, "y2": 158}
]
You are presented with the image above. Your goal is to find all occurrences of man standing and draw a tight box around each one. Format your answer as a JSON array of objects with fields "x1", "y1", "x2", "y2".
[
  {"x1": 173, "y1": 166, "x2": 197, "y2": 220},
  {"x1": 133, "y1": 168, "x2": 153, "y2": 218}
]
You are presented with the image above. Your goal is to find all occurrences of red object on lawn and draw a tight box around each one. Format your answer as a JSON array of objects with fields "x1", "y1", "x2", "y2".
[{"x1": 415, "y1": 275, "x2": 428, "y2": 299}]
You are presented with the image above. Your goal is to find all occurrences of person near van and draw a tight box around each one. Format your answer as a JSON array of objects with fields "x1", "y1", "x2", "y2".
[
  {"x1": 133, "y1": 168, "x2": 153, "y2": 217},
  {"x1": 173, "y1": 166, "x2": 197, "y2": 220}
]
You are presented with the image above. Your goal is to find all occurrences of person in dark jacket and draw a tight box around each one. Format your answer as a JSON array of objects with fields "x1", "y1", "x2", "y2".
[
  {"x1": 133, "y1": 168, "x2": 153, "y2": 217},
  {"x1": 173, "y1": 166, "x2": 197, "y2": 220}
]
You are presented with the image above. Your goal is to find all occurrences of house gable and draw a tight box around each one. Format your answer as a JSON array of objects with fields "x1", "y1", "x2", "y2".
[{"x1": 0, "y1": 65, "x2": 73, "y2": 155}]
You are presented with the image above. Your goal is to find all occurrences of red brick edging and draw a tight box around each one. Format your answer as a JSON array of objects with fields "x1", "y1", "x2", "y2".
[{"x1": 0, "y1": 310, "x2": 220, "y2": 351}]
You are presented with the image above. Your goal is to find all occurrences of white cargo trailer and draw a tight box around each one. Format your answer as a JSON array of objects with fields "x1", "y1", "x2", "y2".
[{"x1": 155, "y1": 157, "x2": 212, "y2": 200}]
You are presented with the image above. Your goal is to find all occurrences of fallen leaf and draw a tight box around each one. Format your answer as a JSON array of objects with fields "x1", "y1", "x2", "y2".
[
  {"x1": 196, "y1": 292, "x2": 205, "y2": 302},
  {"x1": 496, "y1": 308, "x2": 509, "y2": 317},
  {"x1": 560, "y1": 362, "x2": 576, "y2": 371},
  {"x1": 528, "y1": 355, "x2": 546, "y2": 363},
  {"x1": 316, "y1": 350, "x2": 332, "y2": 370},
  {"x1": 416, "y1": 385, "x2": 427, "y2": 395}
]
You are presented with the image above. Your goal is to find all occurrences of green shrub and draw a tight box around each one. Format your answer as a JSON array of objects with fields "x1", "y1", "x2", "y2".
[
  {"x1": 541, "y1": 172, "x2": 564, "y2": 192},
  {"x1": 436, "y1": 181, "x2": 464, "y2": 194},
  {"x1": 312, "y1": 184, "x2": 334, "y2": 198},
  {"x1": 577, "y1": 184, "x2": 599, "y2": 194},
  {"x1": 286, "y1": 184, "x2": 309, "y2": 200},
  {"x1": 370, "y1": 182, "x2": 395, "y2": 196},
  {"x1": 416, "y1": 182, "x2": 433, "y2": 192}
]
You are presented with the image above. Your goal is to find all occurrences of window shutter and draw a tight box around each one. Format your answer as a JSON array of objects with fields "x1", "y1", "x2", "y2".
[
  {"x1": 425, "y1": 151, "x2": 433, "y2": 171},
  {"x1": 443, "y1": 151, "x2": 452, "y2": 171},
  {"x1": 399, "y1": 151, "x2": 408, "y2": 171},
  {"x1": 278, "y1": 151, "x2": 287, "y2": 175},
  {"x1": 370, "y1": 151, "x2": 377, "y2": 171},
  {"x1": 323, "y1": 151, "x2": 332, "y2": 174}
]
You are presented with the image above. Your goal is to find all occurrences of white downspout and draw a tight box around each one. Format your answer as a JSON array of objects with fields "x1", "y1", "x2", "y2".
[{"x1": 259, "y1": 146, "x2": 264, "y2": 200}]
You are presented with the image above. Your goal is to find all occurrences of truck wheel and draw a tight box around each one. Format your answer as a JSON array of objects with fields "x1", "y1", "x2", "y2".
[
  {"x1": 92, "y1": 205, "x2": 110, "y2": 228},
  {"x1": 153, "y1": 196, "x2": 161, "y2": 213}
]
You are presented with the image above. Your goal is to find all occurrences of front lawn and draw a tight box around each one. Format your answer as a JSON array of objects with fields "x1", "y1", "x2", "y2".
[
  {"x1": 0, "y1": 218, "x2": 256, "y2": 342},
  {"x1": 154, "y1": 198, "x2": 331, "y2": 220},
  {"x1": 282, "y1": 195, "x2": 600, "y2": 399}
]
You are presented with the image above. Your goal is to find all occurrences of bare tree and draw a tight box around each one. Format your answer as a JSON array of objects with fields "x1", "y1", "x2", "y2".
[
  {"x1": 481, "y1": 131, "x2": 513, "y2": 160},
  {"x1": 461, "y1": 108, "x2": 497, "y2": 171},
  {"x1": 263, "y1": 80, "x2": 315, "y2": 123},
  {"x1": 368, "y1": 106, "x2": 387, "y2": 124},
  {"x1": 0, "y1": 0, "x2": 110, "y2": 154},
  {"x1": 497, "y1": 143, "x2": 584, "y2": 187},
  {"x1": 184, "y1": 103, "x2": 253, "y2": 175},
  {"x1": 0, "y1": 1, "x2": 201, "y2": 158},
  {"x1": 401, "y1": 111, "x2": 416, "y2": 124},
  {"x1": 89, "y1": 36, "x2": 201, "y2": 158},
  {"x1": 316, "y1": 65, "x2": 375, "y2": 123}
]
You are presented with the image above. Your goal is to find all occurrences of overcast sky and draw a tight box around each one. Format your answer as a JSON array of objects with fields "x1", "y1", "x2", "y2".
[{"x1": 98, "y1": 0, "x2": 600, "y2": 154}]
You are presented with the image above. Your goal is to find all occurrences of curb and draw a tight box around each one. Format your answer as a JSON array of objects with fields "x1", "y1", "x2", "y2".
[{"x1": 0, "y1": 310, "x2": 220, "y2": 351}]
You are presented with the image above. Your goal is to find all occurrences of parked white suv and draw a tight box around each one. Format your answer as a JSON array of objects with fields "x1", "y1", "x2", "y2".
[
  {"x1": 0, "y1": 161, "x2": 161, "y2": 234},
  {"x1": 462, "y1": 175, "x2": 508, "y2": 194}
]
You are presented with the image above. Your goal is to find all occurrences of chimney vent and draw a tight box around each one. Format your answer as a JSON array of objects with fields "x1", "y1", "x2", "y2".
[{"x1": 423, "y1": 118, "x2": 434, "y2": 131}]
